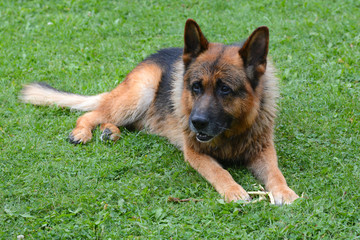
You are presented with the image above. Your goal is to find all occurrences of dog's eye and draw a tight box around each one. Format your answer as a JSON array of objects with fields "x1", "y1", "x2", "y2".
[
  {"x1": 219, "y1": 84, "x2": 232, "y2": 95},
  {"x1": 192, "y1": 82, "x2": 202, "y2": 94}
]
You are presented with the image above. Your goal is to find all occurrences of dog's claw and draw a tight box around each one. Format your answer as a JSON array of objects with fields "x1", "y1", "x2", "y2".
[
  {"x1": 223, "y1": 184, "x2": 252, "y2": 203},
  {"x1": 100, "y1": 127, "x2": 120, "y2": 142},
  {"x1": 100, "y1": 128, "x2": 112, "y2": 142},
  {"x1": 68, "y1": 128, "x2": 92, "y2": 144},
  {"x1": 272, "y1": 187, "x2": 299, "y2": 205},
  {"x1": 68, "y1": 133, "x2": 81, "y2": 145}
]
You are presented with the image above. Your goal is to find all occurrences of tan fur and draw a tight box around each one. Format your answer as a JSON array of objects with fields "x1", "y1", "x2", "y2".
[
  {"x1": 69, "y1": 62, "x2": 163, "y2": 143},
  {"x1": 20, "y1": 19, "x2": 298, "y2": 205},
  {"x1": 183, "y1": 141, "x2": 250, "y2": 202},
  {"x1": 247, "y1": 143, "x2": 299, "y2": 205}
]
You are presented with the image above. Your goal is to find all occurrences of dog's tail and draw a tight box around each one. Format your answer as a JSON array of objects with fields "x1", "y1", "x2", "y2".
[{"x1": 20, "y1": 82, "x2": 107, "y2": 111}]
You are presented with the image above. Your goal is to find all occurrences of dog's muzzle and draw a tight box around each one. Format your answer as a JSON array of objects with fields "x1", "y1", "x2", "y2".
[{"x1": 190, "y1": 115, "x2": 215, "y2": 142}]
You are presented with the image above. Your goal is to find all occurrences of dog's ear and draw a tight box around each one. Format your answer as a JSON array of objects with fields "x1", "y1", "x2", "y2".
[
  {"x1": 183, "y1": 19, "x2": 209, "y2": 67},
  {"x1": 239, "y1": 26, "x2": 269, "y2": 89}
]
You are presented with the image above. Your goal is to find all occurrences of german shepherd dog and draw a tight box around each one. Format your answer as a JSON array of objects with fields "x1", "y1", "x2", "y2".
[{"x1": 21, "y1": 19, "x2": 299, "y2": 205}]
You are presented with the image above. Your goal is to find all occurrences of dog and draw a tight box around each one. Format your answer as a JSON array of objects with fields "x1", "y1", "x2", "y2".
[{"x1": 21, "y1": 19, "x2": 299, "y2": 205}]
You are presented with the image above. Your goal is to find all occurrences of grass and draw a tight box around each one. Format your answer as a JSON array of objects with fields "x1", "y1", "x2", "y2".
[{"x1": 1, "y1": 0, "x2": 359, "y2": 238}]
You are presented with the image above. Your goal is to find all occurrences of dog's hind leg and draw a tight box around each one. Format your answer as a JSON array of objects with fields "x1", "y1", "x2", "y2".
[
  {"x1": 69, "y1": 62, "x2": 162, "y2": 144},
  {"x1": 68, "y1": 110, "x2": 105, "y2": 144}
]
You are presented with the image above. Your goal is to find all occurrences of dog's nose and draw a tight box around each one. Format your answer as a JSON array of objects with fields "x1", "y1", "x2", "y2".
[{"x1": 191, "y1": 115, "x2": 209, "y2": 130}]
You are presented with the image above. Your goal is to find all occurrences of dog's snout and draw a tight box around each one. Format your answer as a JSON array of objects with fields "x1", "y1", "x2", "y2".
[{"x1": 191, "y1": 115, "x2": 209, "y2": 131}]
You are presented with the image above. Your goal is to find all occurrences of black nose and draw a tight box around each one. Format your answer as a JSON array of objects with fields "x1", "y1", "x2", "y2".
[{"x1": 191, "y1": 115, "x2": 209, "y2": 131}]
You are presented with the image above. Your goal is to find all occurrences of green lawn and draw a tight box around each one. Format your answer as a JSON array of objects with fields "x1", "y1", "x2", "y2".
[{"x1": 1, "y1": 0, "x2": 359, "y2": 238}]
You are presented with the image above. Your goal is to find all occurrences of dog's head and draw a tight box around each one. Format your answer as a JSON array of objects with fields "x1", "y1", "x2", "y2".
[{"x1": 181, "y1": 19, "x2": 269, "y2": 143}]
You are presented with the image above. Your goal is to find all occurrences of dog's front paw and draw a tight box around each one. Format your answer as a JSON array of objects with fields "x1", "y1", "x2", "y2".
[
  {"x1": 68, "y1": 128, "x2": 92, "y2": 144},
  {"x1": 223, "y1": 184, "x2": 252, "y2": 203},
  {"x1": 271, "y1": 186, "x2": 299, "y2": 205}
]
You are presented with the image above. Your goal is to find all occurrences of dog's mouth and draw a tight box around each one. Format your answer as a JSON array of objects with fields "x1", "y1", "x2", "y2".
[{"x1": 196, "y1": 132, "x2": 214, "y2": 142}]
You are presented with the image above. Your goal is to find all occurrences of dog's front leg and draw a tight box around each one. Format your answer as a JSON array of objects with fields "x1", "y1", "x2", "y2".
[
  {"x1": 247, "y1": 142, "x2": 299, "y2": 205},
  {"x1": 184, "y1": 143, "x2": 251, "y2": 202}
]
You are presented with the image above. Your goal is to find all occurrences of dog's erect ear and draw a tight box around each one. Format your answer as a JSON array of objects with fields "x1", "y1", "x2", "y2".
[
  {"x1": 183, "y1": 19, "x2": 209, "y2": 66},
  {"x1": 239, "y1": 26, "x2": 269, "y2": 89}
]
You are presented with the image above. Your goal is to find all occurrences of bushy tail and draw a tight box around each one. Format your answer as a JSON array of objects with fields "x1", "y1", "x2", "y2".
[{"x1": 20, "y1": 82, "x2": 107, "y2": 111}]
